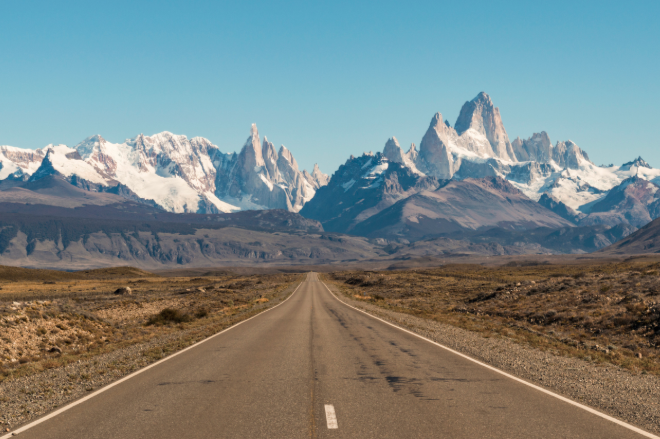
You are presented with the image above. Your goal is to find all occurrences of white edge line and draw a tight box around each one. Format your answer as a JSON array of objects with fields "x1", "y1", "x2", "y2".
[
  {"x1": 319, "y1": 278, "x2": 660, "y2": 439},
  {"x1": 1, "y1": 280, "x2": 305, "y2": 439}
]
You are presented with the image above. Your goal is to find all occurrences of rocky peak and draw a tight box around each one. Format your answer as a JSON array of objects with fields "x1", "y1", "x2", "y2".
[
  {"x1": 28, "y1": 148, "x2": 61, "y2": 181},
  {"x1": 277, "y1": 145, "x2": 299, "y2": 172},
  {"x1": 262, "y1": 137, "x2": 279, "y2": 181},
  {"x1": 553, "y1": 140, "x2": 589, "y2": 170},
  {"x1": 311, "y1": 163, "x2": 329, "y2": 185},
  {"x1": 406, "y1": 143, "x2": 418, "y2": 162},
  {"x1": 382, "y1": 137, "x2": 406, "y2": 164},
  {"x1": 238, "y1": 124, "x2": 266, "y2": 171},
  {"x1": 512, "y1": 131, "x2": 553, "y2": 162},
  {"x1": 418, "y1": 113, "x2": 453, "y2": 179},
  {"x1": 75, "y1": 135, "x2": 107, "y2": 160},
  {"x1": 621, "y1": 156, "x2": 652, "y2": 171},
  {"x1": 303, "y1": 163, "x2": 330, "y2": 189},
  {"x1": 454, "y1": 92, "x2": 514, "y2": 161}
]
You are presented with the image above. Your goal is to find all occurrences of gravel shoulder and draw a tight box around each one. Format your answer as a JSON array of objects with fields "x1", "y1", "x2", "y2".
[
  {"x1": 0, "y1": 279, "x2": 301, "y2": 433},
  {"x1": 323, "y1": 278, "x2": 660, "y2": 436}
]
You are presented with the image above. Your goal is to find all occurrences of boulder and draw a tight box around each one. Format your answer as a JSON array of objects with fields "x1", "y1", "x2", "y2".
[{"x1": 113, "y1": 287, "x2": 132, "y2": 295}]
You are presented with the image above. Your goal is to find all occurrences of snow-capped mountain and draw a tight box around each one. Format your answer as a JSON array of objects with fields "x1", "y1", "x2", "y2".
[
  {"x1": 1, "y1": 91, "x2": 657, "y2": 235},
  {"x1": 0, "y1": 125, "x2": 328, "y2": 213},
  {"x1": 304, "y1": 92, "x2": 660, "y2": 237}
]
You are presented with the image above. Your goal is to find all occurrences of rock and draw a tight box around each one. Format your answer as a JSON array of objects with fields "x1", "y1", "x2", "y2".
[
  {"x1": 48, "y1": 347, "x2": 62, "y2": 354},
  {"x1": 637, "y1": 352, "x2": 643, "y2": 359},
  {"x1": 113, "y1": 287, "x2": 132, "y2": 295}
]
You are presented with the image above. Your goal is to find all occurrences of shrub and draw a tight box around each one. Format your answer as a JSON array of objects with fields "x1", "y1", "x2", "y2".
[{"x1": 146, "y1": 308, "x2": 192, "y2": 326}]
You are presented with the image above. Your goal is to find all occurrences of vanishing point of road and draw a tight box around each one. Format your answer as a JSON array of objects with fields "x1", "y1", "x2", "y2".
[{"x1": 7, "y1": 273, "x2": 656, "y2": 438}]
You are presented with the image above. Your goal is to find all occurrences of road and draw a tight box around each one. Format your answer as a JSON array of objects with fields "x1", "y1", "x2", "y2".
[{"x1": 9, "y1": 273, "x2": 654, "y2": 438}]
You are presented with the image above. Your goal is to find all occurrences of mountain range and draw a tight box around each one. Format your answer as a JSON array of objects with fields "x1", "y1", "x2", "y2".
[
  {"x1": 0, "y1": 91, "x2": 658, "y2": 265},
  {"x1": 302, "y1": 92, "x2": 660, "y2": 244},
  {"x1": 0, "y1": 125, "x2": 328, "y2": 214}
]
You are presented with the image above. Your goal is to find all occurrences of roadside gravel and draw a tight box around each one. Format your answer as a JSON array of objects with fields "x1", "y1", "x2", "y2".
[
  {"x1": 0, "y1": 281, "x2": 299, "y2": 433},
  {"x1": 324, "y1": 280, "x2": 660, "y2": 436}
]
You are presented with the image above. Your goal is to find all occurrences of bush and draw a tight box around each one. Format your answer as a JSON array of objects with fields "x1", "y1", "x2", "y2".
[{"x1": 146, "y1": 308, "x2": 192, "y2": 326}]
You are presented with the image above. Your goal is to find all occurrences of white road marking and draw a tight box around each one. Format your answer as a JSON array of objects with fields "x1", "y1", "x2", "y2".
[
  {"x1": 0, "y1": 280, "x2": 306, "y2": 439},
  {"x1": 325, "y1": 404, "x2": 338, "y2": 429},
  {"x1": 320, "y1": 278, "x2": 660, "y2": 439}
]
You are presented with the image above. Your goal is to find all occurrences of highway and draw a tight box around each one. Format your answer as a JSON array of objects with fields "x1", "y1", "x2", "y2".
[{"x1": 8, "y1": 273, "x2": 654, "y2": 438}]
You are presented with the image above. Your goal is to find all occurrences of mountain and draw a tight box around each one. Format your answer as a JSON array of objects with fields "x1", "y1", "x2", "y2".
[
  {"x1": 301, "y1": 92, "x2": 660, "y2": 241},
  {"x1": 299, "y1": 146, "x2": 439, "y2": 233},
  {"x1": 537, "y1": 193, "x2": 586, "y2": 224},
  {"x1": 2, "y1": 90, "x2": 659, "y2": 252},
  {"x1": 348, "y1": 176, "x2": 574, "y2": 240},
  {"x1": 579, "y1": 176, "x2": 660, "y2": 227},
  {"x1": 0, "y1": 125, "x2": 328, "y2": 214},
  {"x1": 599, "y1": 216, "x2": 660, "y2": 254}
]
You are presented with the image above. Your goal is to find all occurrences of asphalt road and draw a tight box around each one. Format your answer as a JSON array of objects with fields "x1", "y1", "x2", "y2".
[{"x1": 9, "y1": 273, "x2": 655, "y2": 438}]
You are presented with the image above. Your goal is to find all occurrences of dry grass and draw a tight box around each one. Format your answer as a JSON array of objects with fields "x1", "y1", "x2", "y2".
[
  {"x1": 0, "y1": 269, "x2": 300, "y2": 381},
  {"x1": 327, "y1": 259, "x2": 660, "y2": 375}
]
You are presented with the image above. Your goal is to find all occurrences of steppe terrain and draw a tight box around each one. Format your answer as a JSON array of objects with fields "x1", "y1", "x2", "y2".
[{"x1": 327, "y1": 257, "x2": 660, "y2": 374}]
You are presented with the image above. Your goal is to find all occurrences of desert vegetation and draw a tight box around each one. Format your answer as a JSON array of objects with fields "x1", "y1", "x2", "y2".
[
  {"x1": 327, "y1": 257, "x2": 660, "y2": 374},
  {"x1": 0, "y1": 266, "x2": 300, "y2": 382}
]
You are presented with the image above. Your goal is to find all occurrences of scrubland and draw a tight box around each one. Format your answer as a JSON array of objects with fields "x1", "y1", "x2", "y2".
[
  {"x1": 0, "y1": 267, "x2": 300, "y2": 382},
  {"x1": 328, "y1": 257, "x2": 660, "y2": 375}
]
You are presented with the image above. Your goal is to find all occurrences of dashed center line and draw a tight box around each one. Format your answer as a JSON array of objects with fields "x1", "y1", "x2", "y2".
[{"x1": 325, "y1": 404, "x2": 338, "y2": 429}]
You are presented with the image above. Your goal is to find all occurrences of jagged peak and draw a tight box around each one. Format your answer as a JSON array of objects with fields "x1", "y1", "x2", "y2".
[
  {"x1": 621, "y1": 156, "x2": 651, "y2": 169},
  {"x1": 428, "y1": 112, "x2": 445, "y2": 131},
  {"x1": 277, "y1": 145, "x2": 298, "y2": 171},
  {"x1": 530, "y1": 131, "x2": 550, "y2": 141},
  {"x1": 385, "y1": 137, "x2": 401, "y2": 148},
  {"x1": 278, "y1": 145, "x2": 293, "y2": 162},
  {"x1": 250, "y1": 123, "x2": 258, "y2": 137},
  {"x1": 473, "y1": 91, "x2": 492, "y2": 104},
  {"x1": 408, "y1": 143, "x2": 417, "y2": 153},
  {"x1": 383, "y1": 137, "x2": 406, "y2": 164},
  {"x1": 455, "y1": 92, "x2": 499, "y2": 136}
]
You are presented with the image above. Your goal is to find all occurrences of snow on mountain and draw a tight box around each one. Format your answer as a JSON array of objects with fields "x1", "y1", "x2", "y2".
[
  {"x1": 0, "y1": 125, "x2": 326, "y2": 214},
  {"x1": 30, "y1": 144, "x2": 108, "y2": 185},
  {"x1": 0, "y1": 145, "x2": 45, "y2": 180},
  {"x1": 304, "y1": 91, "x2": 660, "y2": 235},
  {"x1": 382, "y1": 92, "x2": 660, "y2": 223}
]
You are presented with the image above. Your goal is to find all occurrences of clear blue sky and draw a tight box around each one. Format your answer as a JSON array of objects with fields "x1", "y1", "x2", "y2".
[{"x1": 1, "y1": 0, "x2": 658, "y2": 174}]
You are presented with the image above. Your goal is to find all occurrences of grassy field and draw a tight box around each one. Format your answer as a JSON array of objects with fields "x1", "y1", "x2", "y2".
[
  {"x1": 0, "y1": 266, "x2": 301, "y2": 381},
  {"x1": 326, "y1": 257, "x2": 660, "y2": 375}
]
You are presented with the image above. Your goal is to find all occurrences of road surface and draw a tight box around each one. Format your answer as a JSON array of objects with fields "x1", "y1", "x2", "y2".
[{"x1": 9, "y1": 273, "x2": 654, "y2": 438}]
